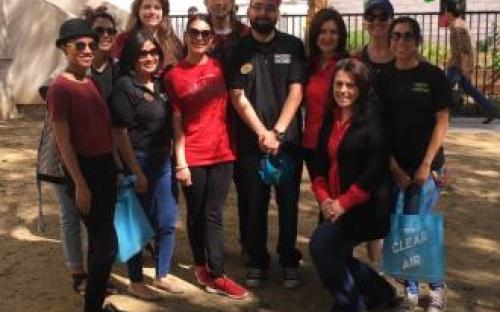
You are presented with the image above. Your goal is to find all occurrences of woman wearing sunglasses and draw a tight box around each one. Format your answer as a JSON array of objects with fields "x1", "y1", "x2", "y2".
[
  {"x1": 355, "y1": 0, "x2": 394, "y2": 77},
  {"x1": 309, "y1": 58, "x2": 396, "y2": 312},
  {"x1": 83, "y1": 6, "x2": 119, "y2": 100},
  {"x1": 109, "y1": 29, "x2": 181, "y2": 299},
  {"x1": 111, "y1": 0, "x2": 183, "y2": 70},
  {"x1": 353, "y1": 0, "x2": 395, "y2": 268},
  {"x1": 302, "y1": 8, "x2": 348, "y2": 198},
  {"x1": 164, "y1": 15, "x2": 248, "y2": 300},
  {"x1": 48, "y1": 18, "x2": 131, "y2": 312},
  {"x1": 376, "y1": 17, "x2": 452, "y2": 312}
]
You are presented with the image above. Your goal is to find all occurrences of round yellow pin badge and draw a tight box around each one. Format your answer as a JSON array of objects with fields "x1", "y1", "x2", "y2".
[{"x1": 240, "y1": 63, "x2": 253, "y2": 75}]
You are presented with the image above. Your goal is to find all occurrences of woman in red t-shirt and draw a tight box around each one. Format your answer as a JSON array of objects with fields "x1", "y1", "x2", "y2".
[
  {"x1": 164, "y1": 15, "x2": 247, "y2": 300},
  {"x1": 302, "y1": 8, "x2": 348, "y2": 181},
  {"x1": 111, "y1": 0, "x2": 183, "y2": 69}
]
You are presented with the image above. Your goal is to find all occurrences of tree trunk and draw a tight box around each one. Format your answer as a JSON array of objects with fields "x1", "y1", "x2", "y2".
[{"x1": 0, "y1": 0, "x2": 17, "y2": 120}]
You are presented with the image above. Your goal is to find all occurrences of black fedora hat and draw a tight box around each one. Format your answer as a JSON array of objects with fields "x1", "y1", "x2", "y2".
[{"x1": 56, "y1": 18, "x2": 98, "y2": 48}]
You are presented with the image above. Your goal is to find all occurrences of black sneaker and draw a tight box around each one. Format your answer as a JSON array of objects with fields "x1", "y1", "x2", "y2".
[
  {"x1": 483, "y1": 115, "x2": 495, "y2": 124},
  {"x1": 245, "y1": 268, "x2": 266, "y2": 288},
  {"x1": 282, "y1": 267, "x2": 301, "y2": 289}
]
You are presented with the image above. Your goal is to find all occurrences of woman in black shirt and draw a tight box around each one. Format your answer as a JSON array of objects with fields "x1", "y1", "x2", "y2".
[{"x1": 110, "y1": 29, "x2": 181, "y2": 300}]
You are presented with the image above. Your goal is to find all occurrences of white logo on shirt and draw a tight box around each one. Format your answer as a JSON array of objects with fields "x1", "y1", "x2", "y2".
[{"x1": 274, "y1": 54, "x2": 291, "y2": 64}]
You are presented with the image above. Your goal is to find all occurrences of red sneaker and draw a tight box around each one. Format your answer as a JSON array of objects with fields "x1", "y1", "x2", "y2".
[
  {"x1": 206, "y1": 276, "x2": 249, "y2": 300},
  {"x1": 194, "y1": 265, "x2": 211, "y2": 286}
]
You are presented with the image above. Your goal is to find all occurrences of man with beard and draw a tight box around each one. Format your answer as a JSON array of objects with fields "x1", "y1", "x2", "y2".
[
  {"x1": 228, "y1": 0, "x2": 306, "y2": 289},
  {"x1": 204, "y1": 0, "x2": 250, "y2": 264},
  {"x1": 205, "y1": 0, "x2": 249, "y2": 62}
]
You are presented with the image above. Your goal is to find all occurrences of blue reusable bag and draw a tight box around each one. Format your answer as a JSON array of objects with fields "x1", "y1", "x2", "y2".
[
  {"x1": 382, "y1": 178, "x2": 445, "y2": 282},
  {"x1": 258, "y1": 153, "x2": 294, "y2": 185},
  {"x1": 114, "y1": 176, "x2": 155, "y2": 263}
]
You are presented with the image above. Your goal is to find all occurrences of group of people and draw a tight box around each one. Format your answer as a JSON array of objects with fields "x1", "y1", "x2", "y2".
[{"x1": 45, "y1": 0, "x2": 487, "y2": 311}]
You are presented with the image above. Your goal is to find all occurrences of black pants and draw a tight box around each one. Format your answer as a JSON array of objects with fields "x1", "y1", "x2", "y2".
[
  {"x1": 233, "y1": 161, "x2": 248, "y2": 250},
  {"x1": 182, "y1": 162, "x2": 233, "y2": 278},
  {"x1": 67, "y1": 154, "x2": 117, "y2": 312},
  {"x1": 237, "y1": 152, "x2": 302, "y2": 270}
]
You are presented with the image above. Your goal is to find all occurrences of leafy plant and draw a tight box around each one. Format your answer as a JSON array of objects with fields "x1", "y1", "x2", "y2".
[{"x1": 347, "y1": 29, "x2": 368, "y2": 52}]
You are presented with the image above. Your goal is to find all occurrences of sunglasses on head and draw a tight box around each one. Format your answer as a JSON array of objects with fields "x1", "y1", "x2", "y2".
[
  {"x1": 68, "y1": 41, "x2": 98, "y2": 52},
  {"x1": 187, "y1": 28, "x2": 213, "y2": 40},
  {"x1": 138, "y1": 48, "x2": 160, "y2": 58},
  {"x1": 94, "y1": 27, "x2": 117, "y2": 36},
  {"x1": 390, "y1": 31, "x2": 416, "y2": 41},
  {"x1": 364, "y1": 12, "x2": 391, "y2": 22}
]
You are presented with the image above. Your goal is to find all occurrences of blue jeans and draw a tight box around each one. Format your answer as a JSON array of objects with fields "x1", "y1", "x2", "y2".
[
  {"x1": 53, "y1": 183, "x2": 84, "y2": 269},
  {"x1": 309, "y1": 222, "x2": 396, "y2": 312},
  {"x1": 127, "y1": 150, "x2": 178, "y2": 281},
  {"x1": 401, "y1": 180, "x2": 445, "y2": 294},
  {"x1": 446, "y1": 65, "x2": 495, "y2": 114}
]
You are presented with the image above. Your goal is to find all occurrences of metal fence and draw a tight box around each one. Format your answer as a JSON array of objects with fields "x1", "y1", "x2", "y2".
[{"x1": 171, "y1": 12, "x2": 500, "y2": 105}]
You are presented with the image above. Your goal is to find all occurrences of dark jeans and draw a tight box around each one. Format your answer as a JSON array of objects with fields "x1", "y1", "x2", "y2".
[
  {"x1": 233, "y1": 162, "x2": 248, "y2": 250},
  {"x1": 309, "y1": 222, "x2": 395, "y2": 312},
  {"x1": 182, "y1": 162, "x2": 233, "y2": 278},
  {"x1": 237, "y1": 152, "x2": 302, "y2": 270},
  {"x1": 67, "y1": 154, "x2": 117, "y2": 312},
  {"x1": 127, "y1": 150, "x2": 178, "y2": 282},
  {"x1": 446, "y1": 65, "x2": 495, "y2": 114}
]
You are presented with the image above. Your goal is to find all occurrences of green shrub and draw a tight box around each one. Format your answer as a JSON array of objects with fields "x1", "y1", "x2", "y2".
[{"x1": 347, "y1": 29, "x2": 368, "y2": 52}]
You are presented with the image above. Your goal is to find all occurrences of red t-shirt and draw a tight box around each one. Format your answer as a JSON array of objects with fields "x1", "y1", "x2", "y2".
[
  {"x1": 302, "y1": 57, "x2": 338, "y2": 149},
  {"x1": 311, "y1": 110, "x2": 370, "y2": 211},
  {"x1": 47, "y1": 75, "x2": 113, "y2": 157},
  {"x1": 164, "y1": 58, "x2": 236, "y2": 166}
]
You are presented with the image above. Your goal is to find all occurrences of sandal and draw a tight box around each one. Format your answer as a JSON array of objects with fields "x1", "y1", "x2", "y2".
[{"x1": 72, "y1": 273, "x2": 87, "y2": 294}]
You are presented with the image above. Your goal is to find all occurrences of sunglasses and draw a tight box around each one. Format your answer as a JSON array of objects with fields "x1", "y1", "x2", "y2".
[
  {"x1": 138, "y1": 48, "x2": 160, "y2": 58},
  {"x1": 68, "y1": 41, "x2": 98, "y2": 52},
  {"x1": 390, "y1": 31, "x2": 416, "y2": 42},
  {"x1": 364, "y1": 12, "x2": 391, "y2": 22},
  {"x1": 187, "y1": 28, "x2": 213, "y2": 40},
  {"x1": 94, "y1": 27, "x2": 117, "y2": 36}
]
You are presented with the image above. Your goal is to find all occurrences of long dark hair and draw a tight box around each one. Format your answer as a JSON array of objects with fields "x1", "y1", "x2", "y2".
[
  {"x1": 119, "y1": 29, "x2": 165, "y2": 77},
  {"x1": 325, "y1": 58, "x2": 376, "y2": 126},
  {"x1": 307, "y1": 8, "x2": 348, "y2": 63}
]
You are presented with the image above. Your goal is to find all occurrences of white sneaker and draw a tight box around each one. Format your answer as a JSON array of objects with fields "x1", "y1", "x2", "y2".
[
  {"x1": 427, "y1": 287, "x2": 446, "y2": 312},
  {"x1": 398, "y1": 291, "x2": 418, "y2": 312}
]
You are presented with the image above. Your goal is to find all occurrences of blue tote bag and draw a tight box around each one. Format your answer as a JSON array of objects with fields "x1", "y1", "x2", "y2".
[
  {"x1": 258, "y1": 153, "x2": 294, "y2": 185},
  {"x1": 114, "y1": 176, "x2": 155, "y2": 263},
  {"x1": 382, "y1": 177, "x2": 445, "y2": 282}
]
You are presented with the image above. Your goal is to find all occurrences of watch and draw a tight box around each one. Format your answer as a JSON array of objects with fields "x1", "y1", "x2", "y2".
[{"x1": 273, "y1": 129, "x2": 285, "y2": 142}]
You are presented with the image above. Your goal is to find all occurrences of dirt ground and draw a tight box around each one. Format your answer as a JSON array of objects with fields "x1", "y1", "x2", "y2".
[{"x1": 0, "y1": 117, "x2": 499, "y2": 312}]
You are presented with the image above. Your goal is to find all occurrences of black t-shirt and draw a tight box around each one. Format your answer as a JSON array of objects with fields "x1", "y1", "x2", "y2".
[
  {"x1": 377, "y1": 61, "x2": 452, "y2": 175},
  {"x1": 228, "y1": 31, "x2": 307, "y2": 153},
  {"x1": 91, "y1": 57, "x2": 119, "y2": 100},
  {"x1": 359, "y1": 45, "x2": 393, "y2": 80},
  {"x1": 109, "y1": 76, "x2": 172, "y2": 151}
]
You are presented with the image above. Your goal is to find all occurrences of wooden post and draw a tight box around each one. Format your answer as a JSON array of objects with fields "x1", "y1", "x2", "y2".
[{"x1": 0, "y1": 0, "x2": 17, "y2": 120}]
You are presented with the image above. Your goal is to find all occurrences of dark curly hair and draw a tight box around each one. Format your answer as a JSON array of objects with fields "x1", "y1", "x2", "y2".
[
  {"x1": 119, "y1": 29, "x2": 165, "y2": 77},
  {"x1": 81, "y1": 5, "x2": 117, "y2": 28}
]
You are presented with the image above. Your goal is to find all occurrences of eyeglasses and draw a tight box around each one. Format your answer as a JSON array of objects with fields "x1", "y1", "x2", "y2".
[
  {"x1": 390, "y1": 31, "x2": 416, "y2": 42},
  {"x1": 364, "y1": 12, "x2": 391, "y2": 22},
  {"x1": 94, "y1": 27, "x2": 117, "y2": 36},
  {"x1": 187, "y1": 28, "x2": 213, "y2": 40},
  {"x1": 67, "y1": 41, "x2": 98, "y2": 52},
  {"x1": 138, "y1": 48, "x2": 160, "y2": 58},
  {"x1": 250, "y1": 4, "x2": 278, "y2": 13}
]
